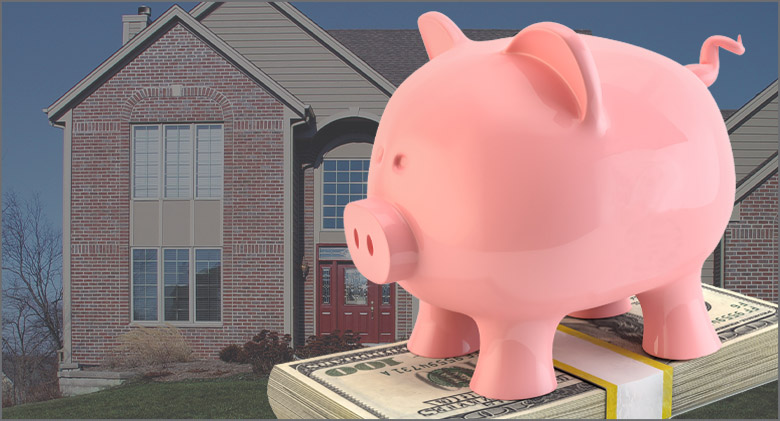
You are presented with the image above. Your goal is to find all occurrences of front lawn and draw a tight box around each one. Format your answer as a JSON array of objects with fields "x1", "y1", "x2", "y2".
[
  {"x1": 2, "y1": 373, "x2": 274, "y2": 419},
  {"x1": 4, "y1": 375, "x2": 775, "y2": 419}
]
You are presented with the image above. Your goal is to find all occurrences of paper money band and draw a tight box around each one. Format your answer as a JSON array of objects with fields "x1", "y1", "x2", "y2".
[{"x1": 553, "y1": 325, "x2": 673, "y2": 419}]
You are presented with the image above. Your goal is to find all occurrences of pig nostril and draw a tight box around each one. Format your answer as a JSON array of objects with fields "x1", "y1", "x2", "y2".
[
  {"x1": 375, "y1": 147, "x2": 384, "y2": 164},
  {"x1": 366, "y1": 235, "x2": 374, "y2": 256},
  {"x1": 393, "y1": 154, "x2": 406, "y2": 172},
  {"x1": 353, "y1": 229, "x2": 360, "y2": 249}
]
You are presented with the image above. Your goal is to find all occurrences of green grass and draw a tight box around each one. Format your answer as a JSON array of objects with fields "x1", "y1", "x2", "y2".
[
  {"x1": 2, "y1": 374, "x2": 275, "y2": 419},
  {"x1": 3, "y1": 375, "x2": 775, "y2": 419},
  {"x1": 675, "y1": 381, "x2": 778, "y2": 419}
]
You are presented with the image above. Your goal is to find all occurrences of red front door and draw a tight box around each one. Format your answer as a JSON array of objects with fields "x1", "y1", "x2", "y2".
[
  {"x1": 317, "y1": 260, "x2": 395, "y2": 343},
  {"x1": 340, "y1": 265, "x2": 375, "y2": 342}
]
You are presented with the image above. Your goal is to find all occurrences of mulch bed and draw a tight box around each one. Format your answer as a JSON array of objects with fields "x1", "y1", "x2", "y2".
[{"x1": 83, "y1": 360, "x2": 254, "y2": 382}]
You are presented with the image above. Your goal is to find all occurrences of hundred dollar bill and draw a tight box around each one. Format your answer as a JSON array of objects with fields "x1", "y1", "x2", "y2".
[
  {"x1": 270, "y1": 285, "x2": 777, "y2": 419},
  {"x1": 560, "y1": 284, "x2": 778, "y2": 361},
  {"x1": 280, "y1": 343, "x2": 602, "y2": 419}
]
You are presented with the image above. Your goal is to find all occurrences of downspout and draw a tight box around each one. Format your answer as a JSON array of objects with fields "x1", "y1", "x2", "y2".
[
  {"x1": 44, "y1": 108, "x2": 73, "y2": 367},
  {"x1": 286, "y1": 106, "x2": 314, "y2": 347}
]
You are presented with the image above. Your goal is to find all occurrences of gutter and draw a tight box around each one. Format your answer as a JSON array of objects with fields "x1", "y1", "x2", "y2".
[{"x1": 43, "y1": 107, "x2": 67, "y2": 128}]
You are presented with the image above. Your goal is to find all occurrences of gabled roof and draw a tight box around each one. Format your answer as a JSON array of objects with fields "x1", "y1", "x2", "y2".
[
  {"x1": 328, "y1": 29, "x2": 591, "y2": 87},
  {"x1": 725, "y1": 79, "x2": 778, "y2": 135},
  {"x1": 192, "y1": 2, "x2": 397, "y2": 97},
  {"x1": 45, "y1": 4, "x2": 309, "y2": 124}
]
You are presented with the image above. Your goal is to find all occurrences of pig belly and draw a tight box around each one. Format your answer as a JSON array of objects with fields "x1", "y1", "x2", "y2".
[{"x1": 402, "y1": 165, "x2": 733, "y2": 319}]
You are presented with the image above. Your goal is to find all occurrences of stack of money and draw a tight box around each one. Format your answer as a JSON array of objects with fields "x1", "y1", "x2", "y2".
[{"x1": 268, "y1": 285, "x2": 777, "y2": 419}]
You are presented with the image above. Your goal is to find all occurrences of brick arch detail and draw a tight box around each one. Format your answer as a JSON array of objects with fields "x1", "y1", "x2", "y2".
[{"x1": 121, "y1": 86, "x2": 234, "y2": 122}]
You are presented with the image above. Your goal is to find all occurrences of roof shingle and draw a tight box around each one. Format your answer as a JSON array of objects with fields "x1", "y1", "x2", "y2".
[{"x1": 327, "y1": 29, "x2": 591, "y2": 86}]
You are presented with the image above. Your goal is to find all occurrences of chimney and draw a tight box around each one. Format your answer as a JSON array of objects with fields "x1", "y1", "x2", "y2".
[{"x1": 122, "y1": 6, "x2": 152, "y2": 45}]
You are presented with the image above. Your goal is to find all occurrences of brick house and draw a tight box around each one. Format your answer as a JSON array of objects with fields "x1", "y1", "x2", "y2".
[
  {"x1": 45, "y1": 2, "x2": 777, "y2": 367},
  {"x1": 712, "y1": 80, "x2": 778, "y2": 301}
]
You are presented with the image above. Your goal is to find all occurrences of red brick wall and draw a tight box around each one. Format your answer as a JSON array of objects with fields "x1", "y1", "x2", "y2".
[
  {"x1": 70, "y1": 22, "x2": 285, "y2": 364},
  {"x1": 724, "y1": 172, "x2": 778, "y2": 303}
]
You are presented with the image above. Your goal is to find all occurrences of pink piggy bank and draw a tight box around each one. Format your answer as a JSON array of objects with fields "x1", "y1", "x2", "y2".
[{"x1": 344, "y1": 12, "x2": 744, "y2": 400}]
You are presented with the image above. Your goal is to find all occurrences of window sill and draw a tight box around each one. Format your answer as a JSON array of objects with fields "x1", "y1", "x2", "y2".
[{"x1": 130, "y1": 322, "x2": 223, "y2": 328}]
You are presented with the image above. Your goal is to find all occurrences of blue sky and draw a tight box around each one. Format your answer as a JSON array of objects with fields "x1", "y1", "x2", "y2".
[{"x1": 2, "y1": 2, "x2": 777, "y2": 233}]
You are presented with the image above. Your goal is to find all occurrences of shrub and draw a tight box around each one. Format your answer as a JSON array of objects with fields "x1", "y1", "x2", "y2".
[
  {"x1": 295, "y1": 330, "x2": 363, "y2": 359},
  {"x1": 112, "y1": 324, "x2": 193, "y2": 367},
  {"x1": 243, "y1": 330, "x2": 294, "y2": 376},
  {"x1": 219, "y1": 344, "x2": 247, "y2": 363}
]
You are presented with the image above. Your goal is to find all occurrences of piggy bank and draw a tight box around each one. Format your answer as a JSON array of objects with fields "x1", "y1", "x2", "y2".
[{"x1": 344, "y1": 11, "x2": 744, "y2": 400}]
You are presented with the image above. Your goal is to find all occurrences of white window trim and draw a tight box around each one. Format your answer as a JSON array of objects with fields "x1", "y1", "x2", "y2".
[
  {"x1": 130, "y1": 123, "x2": 224, "y2": 201},
  {"x1": 164, "y1": 126, "x2": 193, "y2": 199},
  {"x1": 193, "y1": 246, "x2": 224, "y2": 323},
  {"x1": 194, "y1": 124, "x2": 224, "y2": 199},
  {"x1": 131, "y1": 125, "x2": 161, "y2": 201},
  {"x1": 130, "y1": 246, "x2": 223, "y2": 327}
]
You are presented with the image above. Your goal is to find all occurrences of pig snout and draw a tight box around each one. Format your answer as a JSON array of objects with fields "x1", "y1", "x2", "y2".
[{"x1": 344, "y1": 198, "x2": 419, "y2": 284}]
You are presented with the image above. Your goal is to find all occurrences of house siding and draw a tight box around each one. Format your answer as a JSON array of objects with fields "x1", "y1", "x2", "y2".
[
  {"x1": 724, "y1": 172, "x2": 779, "y2": 303},
  {"x1": 701, "y1": 251, "x2": 715, "y2": 285},
  {"x1": 199, "y1": 2, "x2": 390, "y2": 121},
  {"x1": 69, "y1": 22, "x2": 287, "y2": 364},
  {"x1": 730, "y1": 95, "x2": 778, "y2": 185}
]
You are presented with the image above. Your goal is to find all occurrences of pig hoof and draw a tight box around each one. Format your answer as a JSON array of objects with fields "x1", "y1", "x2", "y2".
[
  {"x1": 568, "y1": 298, "x2": 632, "y2": 319},
  {"x1": 637, "y1": 274, "x2": 722, "y2": 360}
]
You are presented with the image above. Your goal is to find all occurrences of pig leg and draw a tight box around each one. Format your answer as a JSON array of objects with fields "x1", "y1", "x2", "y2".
[
  {"x1": 407, "y1": 301, "x2": 479, "y2": 358},
  {"x1": 568, "y1": 298, "x2": 631, "y2": 319},
  {"x1": 470, "y1": 317, "x2": 560, "y2": 400},
  {"x1": 636, "y1": 273, "x2": 721, "y2": 360}
]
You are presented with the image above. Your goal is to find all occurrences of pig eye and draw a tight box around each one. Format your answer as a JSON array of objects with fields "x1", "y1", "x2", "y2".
[{"x1": 393, "y1": 154, "x2": 406, "y2": 172}]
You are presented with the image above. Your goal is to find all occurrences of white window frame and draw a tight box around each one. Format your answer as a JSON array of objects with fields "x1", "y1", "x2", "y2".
[
  {"x1": 195, "y1": 124, "x2": 224, "y2": 199},
  {"x1": 130, "y1": 123, "x2": 224, "y2": 201},
  {"x1": 162, "y1": 247, "x2": 191, "y2": 322},
  {"x1": 130, "y1": 247, "x2": 223, "y2": 326},
  {"x1": 131, "y1": 126, "x2": 161, "y2": 199},
  {"x1": 193, "y1": 247, "x2": 223, "y2": 322},
  {"x1": 163, "y1": 125, "x2": 192, "y2": 199},
  {"x1": 130, "y1": 248, "x2": 159, "y2": 322}
]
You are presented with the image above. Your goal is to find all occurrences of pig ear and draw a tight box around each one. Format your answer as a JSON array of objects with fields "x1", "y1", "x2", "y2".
[
  {"x1": 418, "y1": 12, "x2": 468, "y2": 60},
  {"x1": 504, "y1": 22, "x2": 607, "y2": 134}
]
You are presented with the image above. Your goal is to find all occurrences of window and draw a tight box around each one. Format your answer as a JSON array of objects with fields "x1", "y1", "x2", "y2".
[
  {"x1": 132, "y1": 126, "x2": 160, "y2": 198},
  {"x1": 132, "y1": 124, "x2": 223, "y2": 199},
  {"x1": 321, "y1": 267, "x2": 331, "y2": 305},
  {"x1": 164, "y1": 249, "x2": 189, "y2": 321},
  {"x1": 132, "y1": 248, "x2": 221, "y2": 323},
  {"x1": 132, "y1": 249, "x2": 158, "y2": 321},
  {"x1": 195, "y1": 249, "x2": 221, "y2": 322},
  {"x1": 382, "y1": 284, "x2": 391, "y2": 305},
  {"x1": 322, "y1": 159, "x2": 369, "y2": 229},
  {"x1": 196, "y1": 125, "x2": 223, "y2": 198},
  {"x1": 164, "y1": 126, "x2": 191, "y2": 198}
]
